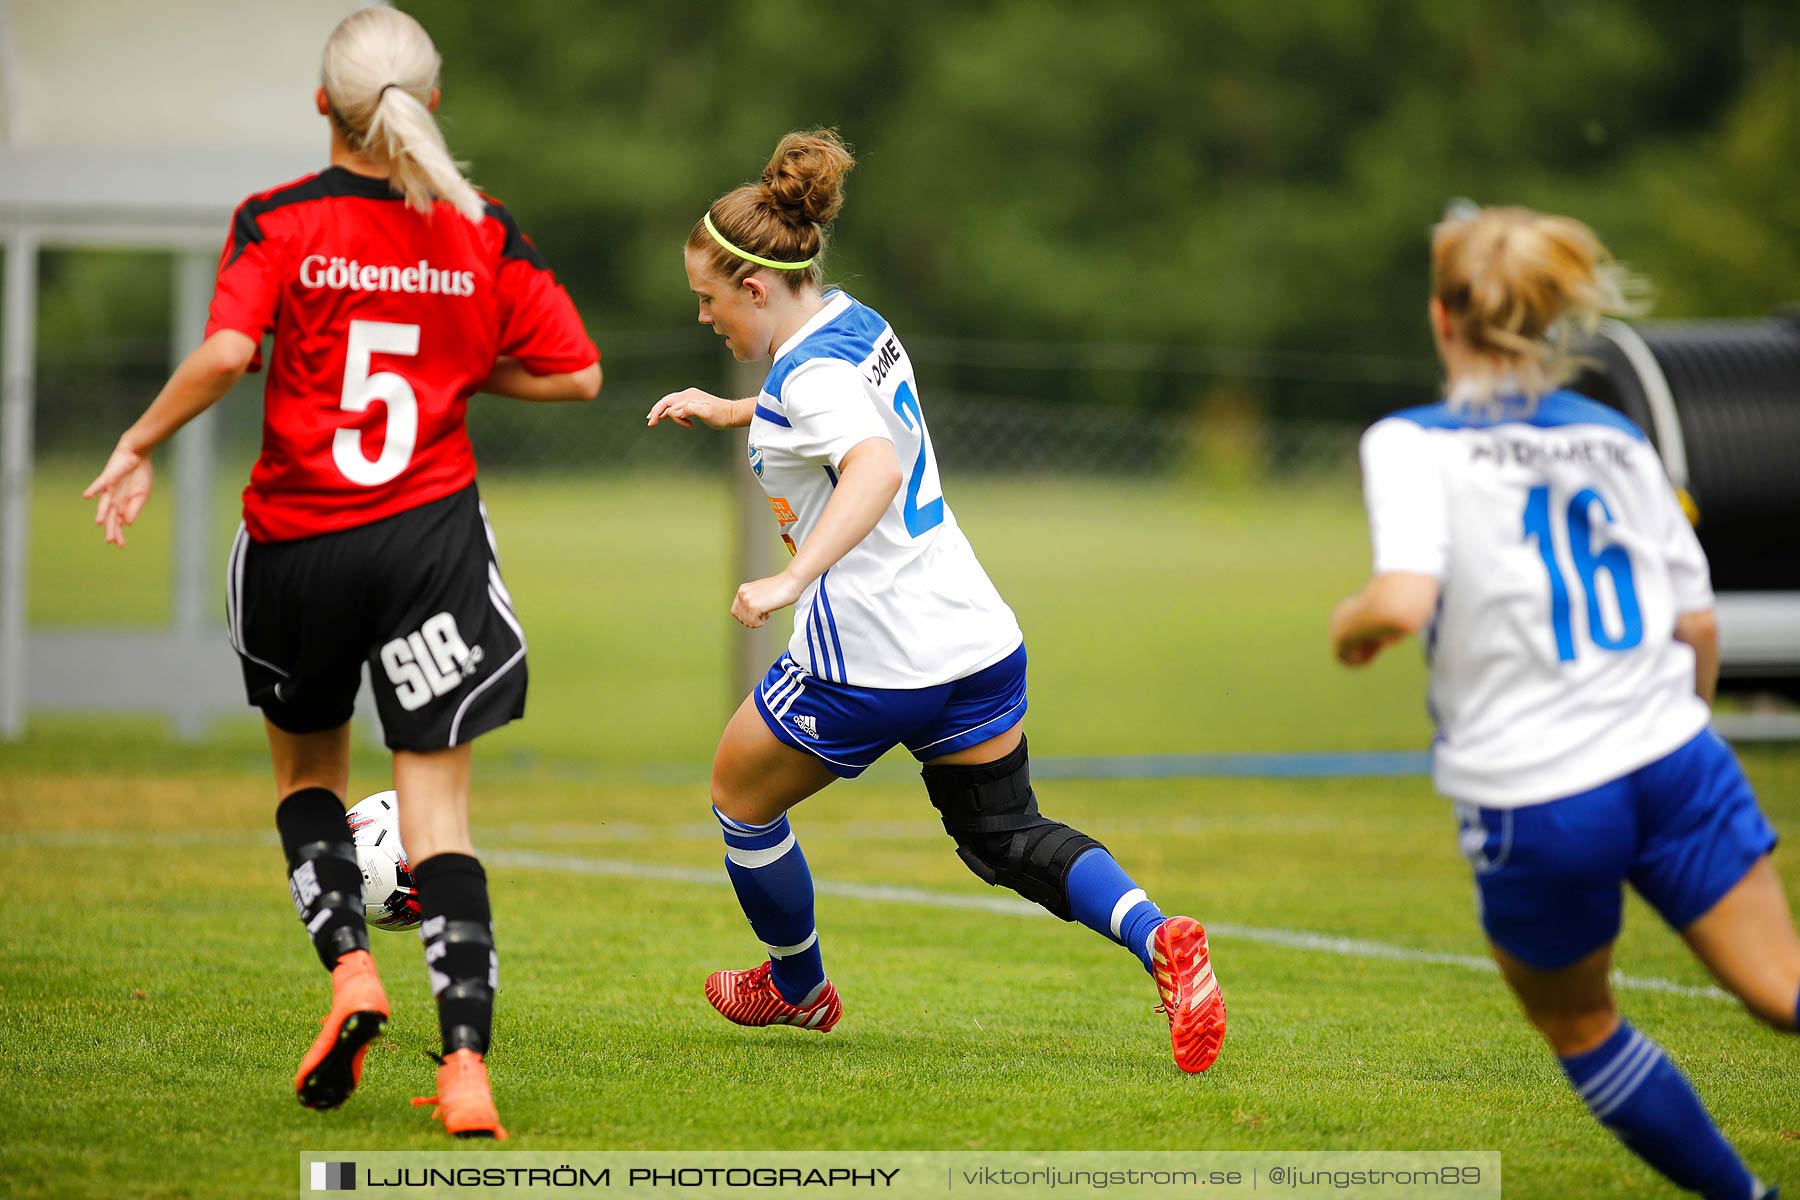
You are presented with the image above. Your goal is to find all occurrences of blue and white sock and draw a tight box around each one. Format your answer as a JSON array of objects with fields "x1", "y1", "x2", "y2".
[
  {"x1": 1560, "y1": 1021, "x2": 1762, "y2": 1200},
  {"x1": 714, "y1": 807, "x2": 826, "y2": 1006},
  {"x1": 1064, "y1": 849, "x2": 1167, "y2": 972}
]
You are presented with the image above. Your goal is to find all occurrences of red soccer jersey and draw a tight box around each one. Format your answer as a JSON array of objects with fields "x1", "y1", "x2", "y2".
[{"x1": 206, "y1": 167, "x2": 598, "y2": 542}]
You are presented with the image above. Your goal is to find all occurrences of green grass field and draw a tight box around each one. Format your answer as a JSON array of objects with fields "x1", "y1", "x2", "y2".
[
  {"x1": 6, "y1": 469, "x2": 1798, "y2": 1198},
  {"x1": 24, "y1": 464, "x2": 1429, "y2": 764}
]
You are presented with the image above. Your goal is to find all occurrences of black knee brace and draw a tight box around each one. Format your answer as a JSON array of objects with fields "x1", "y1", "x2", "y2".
[{"x1": 920, "y1": 736, "x2": 1101, "y2": 921}]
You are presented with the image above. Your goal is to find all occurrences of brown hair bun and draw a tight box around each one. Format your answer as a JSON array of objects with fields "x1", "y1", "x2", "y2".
[
  {"x1": 689, "y1": 129, "x2": 859, "y2": 291},
  {"x1": 760, "y1": 130, "x2": 856, "y2": 228}
]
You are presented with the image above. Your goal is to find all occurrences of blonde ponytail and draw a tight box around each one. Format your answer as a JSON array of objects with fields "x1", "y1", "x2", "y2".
[
  {"x1": 320, "y1": 8, "x2": 485, "y2": 225},
  {"x1": 1431, "y1": 205, "x2": 1644, "y2": 414}
]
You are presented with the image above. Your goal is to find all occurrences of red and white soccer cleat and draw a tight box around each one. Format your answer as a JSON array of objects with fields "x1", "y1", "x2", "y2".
[
  {"x1": 1152, "y1": 916, "x2": 1226, "y2": 1073},
  {"x1": 295, "y1": 949, "x2": 390, "y2": 1109},
  {"x1": 705, "y1": 961, "x2": 842, "y2": 1032},
  {"x1": 412, "y1": 1048, "x2": 508, "y2": 1140}
]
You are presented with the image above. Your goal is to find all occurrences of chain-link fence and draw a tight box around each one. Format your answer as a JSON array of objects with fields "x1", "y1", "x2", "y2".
[
  {"x1": 29, "y1": 262, "x2": 1439, "y2": 486},
  {"x1": 36, "y1": 345, "x2": 1403, "y2": 484}
]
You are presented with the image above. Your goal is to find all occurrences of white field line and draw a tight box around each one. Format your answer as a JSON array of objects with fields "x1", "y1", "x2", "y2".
[
  {"x1": 482, "y1": 848, "x2": 1733, "y2": 1003},
  {"x1": 0, "y1": 831, "x2": 1732, "y2": 1003}
]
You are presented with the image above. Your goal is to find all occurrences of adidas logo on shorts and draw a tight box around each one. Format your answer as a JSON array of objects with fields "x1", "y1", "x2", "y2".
[{"x1": 793, "y1": 714, "x2": 819, "y2": 739}]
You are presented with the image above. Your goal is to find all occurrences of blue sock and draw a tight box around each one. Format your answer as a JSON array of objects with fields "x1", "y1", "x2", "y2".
[
  {"x1": 714, "y1": 808, "x2": 825, "y2": 1006},
  {"x1": 1064, "y1": 849, "x2": 1166, "y2": 972},
  {"x1": 1559, "y1": 1021, "x2": 1762, "y2": 1200}
]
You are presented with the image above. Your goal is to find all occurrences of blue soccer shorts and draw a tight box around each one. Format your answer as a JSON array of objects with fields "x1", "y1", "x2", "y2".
[
  {"x1": 752, "y1": 642, "x2": 1028, "y2": 777},
  {"x1": 1455, "y1": 727, "x2": 1778, "y2": 970}
]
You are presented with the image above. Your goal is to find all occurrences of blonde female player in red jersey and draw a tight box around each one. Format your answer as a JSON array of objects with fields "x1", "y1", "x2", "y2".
[
  {"x1": 646, "y1": 130, "x2": 1226, "y2": 1074},
  {"x1": 82, "y1": 8, "x2": 599, "y2": 1139},
  {"x1": 1332, "y1": 206, "x2": 1796, "y2": 1199}
]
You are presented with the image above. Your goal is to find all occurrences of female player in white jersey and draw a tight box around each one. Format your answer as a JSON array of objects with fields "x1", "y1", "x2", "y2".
[
  {"x1": 82, "y1": 9, "x2": 600, "y2": 1138},
  {"x1": 1331, "y1": 205, "x2": 1797, "y2": 1198},
  {"x1": 647, "y1": 130, "x2": 1225, "y2": 1073}
]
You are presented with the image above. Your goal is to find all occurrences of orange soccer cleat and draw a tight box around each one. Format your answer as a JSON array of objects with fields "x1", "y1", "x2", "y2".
[
  {"x1": 1152, "y1": 916, "x2": 1226, "y2": 1073},
  {"x1": 295, "y1": 949, "x2": 390, "y2": 1109},
  {"x1": 412, "y1": 1048, "x2": 508, "y2": 1139},
  {"x1": 704, "y1": 961, "x2": 842, "y2": 1032}
]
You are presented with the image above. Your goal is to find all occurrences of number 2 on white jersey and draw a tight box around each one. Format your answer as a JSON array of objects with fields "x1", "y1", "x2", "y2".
[
  {"x1": 891, "y1": 381, "x2": 945, "y2": 536},
  {"x1": 332, "y1": 319, "x2": 419, "y2": 486}
]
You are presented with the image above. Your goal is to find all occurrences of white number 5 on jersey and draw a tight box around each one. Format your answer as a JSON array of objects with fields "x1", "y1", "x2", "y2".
[{"x1": 333, "y1": 319, "x2": 420, "y2": 487}]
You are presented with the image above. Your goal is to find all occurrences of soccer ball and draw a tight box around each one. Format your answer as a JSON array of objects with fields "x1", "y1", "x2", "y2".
[{"x1": 347, "y1": 791, "x2": 421, "y2": 932}]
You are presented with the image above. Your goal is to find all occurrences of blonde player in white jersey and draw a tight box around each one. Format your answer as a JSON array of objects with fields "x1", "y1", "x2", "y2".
[
  {"x1": 646, "y1": 130, "x2": 1225, "y2": 1073},
  {"x1": 1332, "y1": 205, "x2": 1797, "y2": 1199}
]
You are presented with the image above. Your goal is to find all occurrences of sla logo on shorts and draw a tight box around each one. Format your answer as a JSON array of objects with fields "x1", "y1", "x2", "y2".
[
  {"x1": 749, "y1": 443, "x2": 765, "y2": 477},
  {"x1": 380, "y1": 612, "x2": 485, "y2": 712}
]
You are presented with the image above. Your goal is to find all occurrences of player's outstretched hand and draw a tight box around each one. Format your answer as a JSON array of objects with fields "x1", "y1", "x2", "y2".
[
  {"x1": 82, "y1": 444, "x2": 154, "y2": 548},
  {"x1": 732, "y1": 572, "x2": 804, "y2": 629},
  {"x1": 1329, "y1": 595, "x2": 1397, "y2": 667},
  {"x1": 646, "y1": 389, "x2": 743, "y2": 430},
  {"x1": 1335, "y1": 633, "x2": 1395, "y2": 667}
]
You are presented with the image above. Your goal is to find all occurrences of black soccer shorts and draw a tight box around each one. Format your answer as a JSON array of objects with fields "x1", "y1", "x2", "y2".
[{"x1": 227, "y1": 483, "x2": 528, "y2": 751}]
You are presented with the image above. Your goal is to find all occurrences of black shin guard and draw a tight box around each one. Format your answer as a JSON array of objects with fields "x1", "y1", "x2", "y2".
[
  {"x1": 275, "y1": 787, "x2": 370, "y2": 970},
  {"x1": 414, "y1": 853, "x2": 498, "y2": 1056},
  {"x1": 920, "y1": 737, "x2": 1101, "y2": 921}
]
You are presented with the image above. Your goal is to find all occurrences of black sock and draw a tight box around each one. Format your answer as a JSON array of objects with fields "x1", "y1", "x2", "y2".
[
  {"x1": 275, "y1": 787, "x2": 370, "y2": 970},
  {"x1": 414, "y1": 853, "x2": 497, "y2": 1056}
]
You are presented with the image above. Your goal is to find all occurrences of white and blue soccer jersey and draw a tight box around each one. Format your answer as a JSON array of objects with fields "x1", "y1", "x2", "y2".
[
  {"x1": 748, "y1": 291, "x2": 1022, "y2": 689},
  {"x1": 1360, "y1": 390, "x2": 1715, "y2": 808}
]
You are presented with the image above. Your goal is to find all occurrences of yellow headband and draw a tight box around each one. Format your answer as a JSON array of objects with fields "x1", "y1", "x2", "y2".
[{"x1": 702, "y1": 212, "x2": 814, "y2": 271}]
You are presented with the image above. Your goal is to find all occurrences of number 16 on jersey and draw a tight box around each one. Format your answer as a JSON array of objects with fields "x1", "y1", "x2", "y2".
[{"x1": 1522, "y1": 484, "x2": 1644, "y2": 662}]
